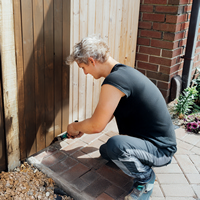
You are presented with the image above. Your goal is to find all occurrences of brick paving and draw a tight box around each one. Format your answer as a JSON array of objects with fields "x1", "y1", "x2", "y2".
[{"x1": 27, "y1": 120, "x2": 200, "y2": 200}]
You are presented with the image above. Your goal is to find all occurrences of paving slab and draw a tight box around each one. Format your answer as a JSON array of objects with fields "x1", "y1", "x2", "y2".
[{"x1": 27, "y1": 124, "x2": 200, "y2": 200}]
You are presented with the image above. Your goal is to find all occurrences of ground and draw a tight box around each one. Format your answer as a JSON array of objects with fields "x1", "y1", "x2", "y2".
[{"x1": 0, "y1": 162, "x2": 73, "y2": 200}]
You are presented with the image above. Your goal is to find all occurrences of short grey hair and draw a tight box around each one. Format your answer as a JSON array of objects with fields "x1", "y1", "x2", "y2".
[{"x1": 66, "y1": 35, "x2": 110, "y2": 65}]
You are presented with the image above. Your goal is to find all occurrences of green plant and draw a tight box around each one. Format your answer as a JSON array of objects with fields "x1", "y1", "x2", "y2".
[
  {"x1": 174, "y1": 86, "x2": 198, "y2": 118},
  {"x1": 192, "y1": 67, "x2": 200, "y2": 101}
]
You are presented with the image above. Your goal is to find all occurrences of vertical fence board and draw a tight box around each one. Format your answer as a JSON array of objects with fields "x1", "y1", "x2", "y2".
[
  {"x1": 92, "y1": 0, "x2": 103, "y2": 113},
  {"x1": 13, "y1": 0, "x2": 26, "y2": 160},
  {"x1": 130, "y1": 0, "x2": 140, "y2": 68},
  {"x1": 72, "y1": 0, "x2": 79, "y2": 122},
  {"x1": 78, "y1": 0, "x2": 87, "y2": 121},
  {"x1": 62, "y1": 0, "x2": 70, "y2": 131},
  {"x1": 1, "y1": 0, "x2": 20, "y2": 170},
  {"x1": 33, "y1": 0, "x2": 46, "y2": 152},
  {"x1": 44, "y1": 0, "x2": 54, "y2": 146},
  {"x1": 0, "y1": 2, "x2": 6, "y2": 171},
  {"x1": 86, "y1": 0, "x2": 95, "y2": 118},
  {"x1": 21, "y1": 0, "x2": 37, "y2": 156},
  {"x1": 54, "y1": 0, "x2": 63, "y2": 136}
]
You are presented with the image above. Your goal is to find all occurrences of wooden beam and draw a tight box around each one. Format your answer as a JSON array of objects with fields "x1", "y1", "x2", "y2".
[{"x1": 0, "y1": 0, "x2": 20, "y2": 171}]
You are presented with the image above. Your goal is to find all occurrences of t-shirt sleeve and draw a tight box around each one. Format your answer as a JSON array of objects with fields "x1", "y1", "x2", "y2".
[{"x1": 102, "y1": 73, "x2": 131, "y2": 98}]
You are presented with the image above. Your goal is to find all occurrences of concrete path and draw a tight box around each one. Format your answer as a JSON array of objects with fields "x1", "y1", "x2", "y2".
[{"x1": 27, "y1": 120, "x2": 200, "y2": 200}]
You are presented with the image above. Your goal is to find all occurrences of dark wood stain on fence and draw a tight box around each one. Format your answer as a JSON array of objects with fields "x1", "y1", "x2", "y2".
[{"x1": 13, "y1": 0, "x2": 70, "y2": 160}]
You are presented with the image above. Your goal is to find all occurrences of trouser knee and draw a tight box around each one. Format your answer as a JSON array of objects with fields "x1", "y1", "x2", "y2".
[{"x1": 106, "y1": 135, "x2": 125, "y2": 160}]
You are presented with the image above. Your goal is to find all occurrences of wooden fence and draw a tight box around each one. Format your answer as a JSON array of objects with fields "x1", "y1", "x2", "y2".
[
  {"x1": 69, "y1": 0, "x2": 140, "y2": 123},
  {"x1": 0, "y1": 0, "x2": 140, "y2": 169},
  {"x1": 13, "y1": 0, "x2": 70, "y2": 159}
]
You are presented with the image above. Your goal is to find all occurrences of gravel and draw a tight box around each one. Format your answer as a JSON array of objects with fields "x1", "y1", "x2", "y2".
[{"x1": 0, "y1": 162, "x2": 73, "y2": 200}]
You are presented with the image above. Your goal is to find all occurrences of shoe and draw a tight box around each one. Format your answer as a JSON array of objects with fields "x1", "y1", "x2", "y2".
[{"x1": 124, "y1": 171, "x2": 155, "y2": 200}]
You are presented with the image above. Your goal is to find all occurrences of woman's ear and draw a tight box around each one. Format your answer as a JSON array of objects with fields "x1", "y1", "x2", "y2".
[{"x1": 88, "y1": 57, "x2": 95, "y2": 66}]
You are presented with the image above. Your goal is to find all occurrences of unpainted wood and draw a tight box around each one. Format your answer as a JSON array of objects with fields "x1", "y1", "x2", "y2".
[
  {"x1": 86, "y1": 0, "x2": 95, "y2": 118},
  {"x1": 72, "y1": 0, "x2": 79, "y2": 122},
  {"x1": 1, "y1": 0, "x2": 20, "y2": 170},
  {"x1": 79, "y1": 0, "x2": 87, "y2": 121},
  {"x1": 0, "y1": 1, "x2": 6, "y2": 171},
  {"x1": 70, "y1": 0, "x2": 140, "y2": 122}
]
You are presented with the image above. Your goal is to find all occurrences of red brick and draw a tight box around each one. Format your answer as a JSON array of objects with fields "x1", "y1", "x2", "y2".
[
  {"x1": 195, "y1": 47, "x2": 200, "y2": 54},
  {"x1": 150, "y1": 79, "x2": 157, "y2": 85},
  {"x1": 179, "y1": 38, "x2": 187, "y2": 47},
  {"x1": 155, "y1": 6, "x2": 178, "y2": 13},
  {"x1": 170, "y1": 62, "x2": 183, "y2": 74},
  {"x1": 151, "y1": 39, "x2": 174, "y2": 49},
  {"x1": 137, "y1": 68, "x2": 146, "y2": 75},
  {"x1": 137, "y1": 37, "x2": 151, "y2": 46},
  {"x1": 185, "y1": 5, "x2": 192, "y2": 12},
  {"x1": 140, "y1": 46, "x2": 161, "y2": 56},
  {"x1": 188, "y1": 13, "x2": 191, "y2": 20},
  {"x1": 181, "y1": 21, "x2": 190, "y2": 30},
  {"x1": 168, "y1": 0, "x2": 180, "y2": 4},
  {"x1": 144, "y1": 0, "x2": 167, "y2": 4},
  {"x1": 153, "y1": 22, "x2": 179, "y2": 32},
  {"x1": 168, "y1": 0, "x2": 191, "y2": 4},
  {"x1": 96, "y1": 193, "x2": 114, "y2": 200},
  {"x1": 157, "y1": 81, "x2": 170, "y2": 90},
  {"x1": 180, "y1": 0, "x2": 191, "y2": 4},
  {"x1": 137, "y1": 61, "x2": 158, "y2": 71},
  {"x1": 150, "y1": 56, "x2": 173, "y2": 66},
  {"x1": 194, "y1": 60, "x2": 200, "y2": 67},
  {"x1": 166, "y1": 14, "x2": 187, "y2": 23},
  {"x1": 147, "y1": 71, "x2": 170, "y2": 81},
  {"x1": 136, "y1": 53, "x2": 149, "y2": 62},
  {"x1": 162, "y1": 48, "x2": 182, "y2": 58},
  {"x1": 140, "y1": 5, "x2": 154, "y2": 12},
  {"x1": 159, "y1": 66, "x2": 170, "y2": 74},
  {"x1": 140, "y1": 30, "x2": 162, "y2": 39},
  {"x1": 143, "y1": 13, "x2": 165, "y2": 22},
  {"x1": 61, "y1": 163, "x2": 89, "y2": 182},
  {"x1": 159, "y1": 89, "x2": 169, "y2": 101},
  {"x1": 138, "y1": 21, "x2": 152, "y2": 29},
  {"x1": 163, "y1": 31, "x2": 185, "y2": 41}
]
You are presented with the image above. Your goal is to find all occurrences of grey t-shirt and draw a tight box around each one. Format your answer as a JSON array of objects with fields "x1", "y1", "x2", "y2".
[{"x1": 102, "y1": 63, "x2": 177, "y2": 156}]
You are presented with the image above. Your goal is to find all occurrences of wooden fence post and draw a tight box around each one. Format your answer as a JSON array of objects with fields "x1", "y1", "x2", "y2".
[{"x1": 0, "y1": 0, "x2": 20, "y2": 171}]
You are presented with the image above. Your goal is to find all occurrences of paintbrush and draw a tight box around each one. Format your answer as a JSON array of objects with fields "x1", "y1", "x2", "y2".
[{"x1": 50, "y1": 120, "x2": 78, "y2": 145}]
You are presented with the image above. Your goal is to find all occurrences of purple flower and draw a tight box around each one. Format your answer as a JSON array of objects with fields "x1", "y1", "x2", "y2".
[
  {"x1": 191, "y1": 122, "x2": 198, "y2": 129},
  {"x1": 187, "y1": 123, "x2": 192, "y2": 132}
]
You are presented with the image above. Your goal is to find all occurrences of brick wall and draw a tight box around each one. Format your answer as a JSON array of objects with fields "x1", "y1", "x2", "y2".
[{"x1": 135, "y1": 0, "x2": 193, "y2": 102}]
